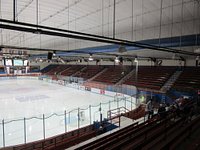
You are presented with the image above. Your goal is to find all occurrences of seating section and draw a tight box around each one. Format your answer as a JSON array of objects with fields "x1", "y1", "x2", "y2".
[
  {"x1": 0, "y1": 66, "x2": 5, "y2": 74},
  {"x1": 124, "y1": 66, "x2": 176, "y2": 90},
  {"x1": 173, "y1": 67, "x2": 200, "y2": 91},
  {"x1": 76, "y1": 111, "x2": 200, "y2": 150},
  {"x1": 74, "y1": 65, "x2": 104, "y2": 79},
  {"x1": 75, "y1": 115, "x2": 163, "y2": 150},
  {"x1": 93, "y1": 66, "x2": 132, "y2": 84},
  {"x1": 45, "y1": 65, "x2": 69, "y2": 75},
  {"x1": 42, "y1": 65, "x2": 200, "y2": 92},
  {"x1": 41, "y1": 64, "x2": 58, "y2": 73},
  {"x1": 60, "y1": 65, "x2": 85, "y2": 76},
  {"x1": 29, "y1": 66, "x2": 40, "y2": 73}
]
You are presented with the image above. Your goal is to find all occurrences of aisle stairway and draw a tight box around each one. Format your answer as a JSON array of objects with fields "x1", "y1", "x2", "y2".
[
  {"x1": 160, "y1": 70, "x2": 183, "y2": 93},
  {"x1": 116, "y1": 68, "x2": 135, "y2": 85},
  {"x1": 87, "y1": 68, "x2": 108, "y2": 82}
]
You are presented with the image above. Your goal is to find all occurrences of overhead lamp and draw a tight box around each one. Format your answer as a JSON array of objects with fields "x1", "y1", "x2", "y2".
[
  {"x1": 115, "y1": 56, "x2": 120, "y2": 63},
  {"x1": 134, "y1": 57, "x2": 138, "y2": 63},
  {"x1": 88, "y1": 54, "x2": 94, "y2": 61},
  {"x1": 53, "y1": 51, "x2": 56, "y2": 56}
]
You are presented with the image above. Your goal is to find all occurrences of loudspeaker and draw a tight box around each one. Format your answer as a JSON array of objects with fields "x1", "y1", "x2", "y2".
[{"x1": 48, "y1": 52, "x2": 53, "y2": 60}]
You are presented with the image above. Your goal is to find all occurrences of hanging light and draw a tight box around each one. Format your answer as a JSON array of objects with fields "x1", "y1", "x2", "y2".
[
  {"x1": 53, "y1": 51, "x2": 56, "y2": 56},
  {"x1": 115, "y1": 56, "x2": 120, "y2": 63},
  {"x1": 39, "y1": 58, "x2": 43, "y2": 62},
  {"x1": 88, "y1": 54, "x2": 94, "y2": 61},
  {"x1": 134, "y1": 57, "x2": 138, "y2": 63}
]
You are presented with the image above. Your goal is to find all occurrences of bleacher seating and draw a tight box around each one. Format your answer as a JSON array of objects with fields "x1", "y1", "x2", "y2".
[
  {"x1": 45, "y1": 65, "x2": 69, "y2": 75},
  {"x1": 41, "y1": 64, "x2": 58, "y2": 73},
  {"x1": 75, "y1": 115, "x2": 163, "y2": 150},
  {"x1": 93, "y1": 66, "x2": 132, "y2": 84},
  {"x1": 60, "y1": 65, "x2": 85, "y2": 76},
  {"x1": 29, "y1": 66, "x2": 40, "y2": 73},
  {"x1": 173, "y1": 67, "x2": 200, "y2": 91},
  {"x1": 75, "y1": 110, "x2": 200, "y2": 150},
  {"x1": 0, "y1": 66, "x2": 5, "y2": 74},
  {"x1": 74, "y1": 65, "x2": 104, "y2": 79},
  {"x1": 41, "y1": 65, "x2": 200, "y2": 94},
  {"x1": 124, "y1": 66, "x2": 176, "y2": 90}
]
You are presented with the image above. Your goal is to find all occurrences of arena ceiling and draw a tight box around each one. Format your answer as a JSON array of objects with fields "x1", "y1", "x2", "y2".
[{"x1": 0, "y1": 0, "x2": 199, "y2": 59}]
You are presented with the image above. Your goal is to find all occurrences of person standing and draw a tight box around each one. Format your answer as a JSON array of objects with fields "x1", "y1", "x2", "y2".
[{"x1": 147, "y1": 99, "x2": 153, "y2": 119}]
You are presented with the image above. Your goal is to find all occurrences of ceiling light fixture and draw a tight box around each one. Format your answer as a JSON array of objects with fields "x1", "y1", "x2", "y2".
[
  {"x1": 88, "y1": 54, "x2": 94, "y2": 61},
  {"x1": 115, "y1": 56, "x2": 120, "y2": 63}
]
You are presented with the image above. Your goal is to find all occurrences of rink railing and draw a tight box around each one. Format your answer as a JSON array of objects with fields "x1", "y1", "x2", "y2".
[{"x1": 0, "y1": 75, "x2": 137, "y2": 148}]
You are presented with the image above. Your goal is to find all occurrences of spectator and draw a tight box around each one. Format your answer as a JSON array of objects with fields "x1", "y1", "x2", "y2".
[
  {"x1": 158, "y1": 103, "x2": 166, "y2": 118},
  {"x1": 146, "y1": 99, "x2": 153, "y2": 119},
  {"x1": 165, "y1": 103, "x2": 170, "y2": 112},
  {"x1": 174, "y1": 100, "x2": 181, "y2": 117}
]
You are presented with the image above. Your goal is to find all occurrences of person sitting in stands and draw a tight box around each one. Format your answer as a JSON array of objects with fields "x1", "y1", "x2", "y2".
[
  {"x1": 165, "y1": 103, "x2": 170, "y2": 112},
  {"x1": 98, "y1": 121, "x2": 107, "y2": 134},
  {"x1": 158, "y1": 103, "x2": 166, "y2": 119},
  {"x1": 174, "y1": 99, "x2": 181, "y2": 117}
]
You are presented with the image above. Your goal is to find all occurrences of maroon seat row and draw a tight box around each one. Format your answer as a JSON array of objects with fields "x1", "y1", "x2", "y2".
[
  {"x1": 173, "y1": 67, "x2": 200, "y2": 91},
  {"x1": 124, "y1": 66, "x2": 176, "y2": 90}
]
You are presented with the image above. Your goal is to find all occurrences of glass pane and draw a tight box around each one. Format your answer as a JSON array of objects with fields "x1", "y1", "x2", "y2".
[
  {"x1": 126, "y1": 97, "x2": 132, "y2": 111},
  {"x1": 68, "y1": 109, "x2": 78, "y2": 131},
  {"x1": 26, "y1": 117, "x2": 43, "y2": 143},
  {"x1": 110, "y1": 100, "x2": 117, "y2": 110},
  {"x1": 91, "y1": 104, "x2": 100, "y2": 123},
  {"x1": 4, "y1": 119, "x2": 24, "y2": 147},
  {"x1": 101, "y1": 101, "x2": 110, "y2": 120},
  {"x1": 45, "y1": 114, "x2": 64, "y2": 139},
  {"x1": 118, "y1": 98, "x2": 125, "y2": 108},
  {"x1": 79, "y1": 107, "x2": 90, "y2": 128}
]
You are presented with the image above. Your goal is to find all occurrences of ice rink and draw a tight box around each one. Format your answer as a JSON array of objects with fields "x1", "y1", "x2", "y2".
[{"x1": 0, "y1": 78, "x2": 135, "y2": 147}]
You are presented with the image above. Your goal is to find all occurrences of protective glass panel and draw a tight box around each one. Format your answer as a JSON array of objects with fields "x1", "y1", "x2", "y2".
[
  {"x1": 45, "y1": 113, "x2": 64, "y2": 139},
  {"x1": 4, "y1": 119, "x2": 24, "y2": 147},
  {"x1": 26, "y1": 117, "x2": 43, "y2": 143},
  {"x1": 79, "y1": 107, "x2": 90, "y2": 128},
  {"x1": 68, "y1": 109, "x2": 78, "y2": 131},
  {"x1": 91, "y1": 104, "x2": 101, "y2": 123}
]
